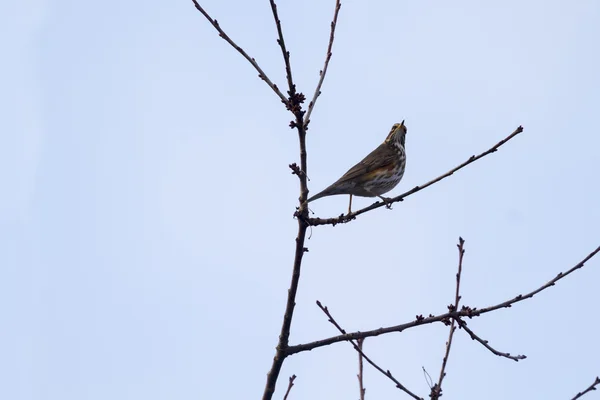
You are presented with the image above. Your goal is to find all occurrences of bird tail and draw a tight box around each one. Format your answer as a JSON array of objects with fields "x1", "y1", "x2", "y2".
[
  {"x1": 307, "y1": 190, "x2": 327, "y2": 203},
  {"x1": 307, "y1": 186, "x2": 339, "y2": 203}
]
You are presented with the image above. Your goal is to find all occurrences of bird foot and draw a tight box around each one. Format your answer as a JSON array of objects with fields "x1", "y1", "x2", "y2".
[{"x1": 380, "y1": 196, "x2": 393, "y2": 209}]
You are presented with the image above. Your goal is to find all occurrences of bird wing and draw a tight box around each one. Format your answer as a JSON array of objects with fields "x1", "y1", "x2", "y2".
[{"x1": 334, "y1": 143, "x2": 396, "y2": 184}]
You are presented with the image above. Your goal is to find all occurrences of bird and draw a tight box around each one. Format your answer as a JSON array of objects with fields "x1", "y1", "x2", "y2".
[{"x1": 307, "y1": 121, "x2": 407, "y2": 215}]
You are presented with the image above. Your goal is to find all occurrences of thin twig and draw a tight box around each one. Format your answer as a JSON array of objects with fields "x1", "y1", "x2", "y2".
[
  {"x1": 304, "y1": 0, "x2": 341, "y2": 128},
  {"x1": 190, "y1": 1, "x2": 289, "y2": 106},
  {"x1": 571, "y1": 377, "x2": 600, "y2": 400},
  {"x1": 317, "y1": 301, "x2": 423, "y2": 400},
  {"x1": 422, "y1": 367, "x2": 434, "y2": 389},
  {"x1": 431, "y1": 237, "x2": 466, "y2": 400},
  {"x1": 282, "y1": 375, "x2": 297, "y2": 400},
  {"x1": 456, "y1": 318, "x2": 525, "y2": 361},
  {"x1": 286, "y1": 244, "x2": 600, "y2": 355},
  {"x1": 268, "y1": 0, "x2": 295, "y2": 97},
  {"x1": 308, "y1": 125, "x2": 524, "y2": 226},
  {"x1": 357, "y1": 338, "x2": 366, "y2": 400}
]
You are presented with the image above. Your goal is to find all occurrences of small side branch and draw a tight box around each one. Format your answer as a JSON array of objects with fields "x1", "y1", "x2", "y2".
[
  {"x1": 457, "y1": 319, "x2": 526, "y2": 361},
  {"x1": 317, "y1": 301, "x2": 423, "y2": 400},
  {"x1": 282, "y1": 375, "x2": 297, "y2": 400},
  {"x1": 431, "y1": 237, "x2": 466, "y2": 400},
  {"x1": 190, "y1": 1, "x2": 289, "y2": 105},
  {"x1": 268, "y1": 0, "x2": 295, "y2": 97},
  {"x1": 571, "y1": 377, "x2": 600, "y2": 400},
  {"x1": 304, "y1": 0, "x2": 342, "y2": 128},
  {"x1": 357, "y1": 338, "x2": 366, "y2": 400},
  {"x1": 308, "y1": 126, "x2": 524, "y2": 226}
]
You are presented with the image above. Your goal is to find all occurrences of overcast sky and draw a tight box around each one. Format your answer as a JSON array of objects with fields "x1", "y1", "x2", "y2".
[{"x1": 2, "y1": 1, "x2": 600, "y2": 399}]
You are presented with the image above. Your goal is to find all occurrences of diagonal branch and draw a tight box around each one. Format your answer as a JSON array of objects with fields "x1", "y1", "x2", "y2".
[
  {"x1": 308, "y1": 125, "x2": 524, "y2": 226},
  {"x1": 571, "y1": 377, "x2": 600, "y2": 400},
  {"x1": 456, "y1": 318, "x2": 526, "y2": 361},
  {"x1": 268, "y1": 0, "x2": 295, "y2": 97},
  {"x1": 191, "y1": 1, "x2": 289, "y2": 106},
  {"x1": 303, "y1": 0, "x2": 342, "y2": 128},
  {"x1": 286, "y1": 244, "x2": 600, "y2": 355},
  {"x1": 317, "y1": 301, "x2": 423, "y2": 400},
  {"x1": 282, "y1": 375, "x2": 297, "y2": 400},
  {"x1": 431, "y1": 237, "x2": 466, "y2": 400}
]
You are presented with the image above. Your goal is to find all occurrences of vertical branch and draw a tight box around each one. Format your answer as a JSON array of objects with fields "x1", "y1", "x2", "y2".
[
  {"x1": 262, "y1": 2, "x2": 310, "y2": 398},
  {"x1": 357, "y1": 338, "x2": 366, "y2": 400},
  {"x1": 263, "y1": 122, "x2": 308, "y2": 400},
  {"x1": 262, "y1": 204, "x2": 308, "y2": 400},
  {"x1": 188, "y1": 7, "x2": 312, "y2": 395},
  {"x1": 431, "y1": 237, "x2": 465, "y2": 400}
]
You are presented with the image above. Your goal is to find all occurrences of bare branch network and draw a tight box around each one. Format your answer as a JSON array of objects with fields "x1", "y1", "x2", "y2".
[
  {"x1": 287, "y1": 244, "x2": 600, "y2": 355},
  {"x1": 317, "y1": 301, "x2": 423, "y2": 399},
  {"x1": 190, "y1": 1, "x2": 600, "y2": 399}
]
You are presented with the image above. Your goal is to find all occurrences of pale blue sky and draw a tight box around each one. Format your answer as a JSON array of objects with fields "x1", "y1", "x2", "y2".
[{"x1": 2, "y1": 1, "x2": 600, "y2": 399}]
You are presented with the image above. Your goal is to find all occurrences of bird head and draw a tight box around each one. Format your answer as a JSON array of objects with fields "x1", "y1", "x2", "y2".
[{"x1": 384, "y1": 121, "x2": 407, "y2": 149}]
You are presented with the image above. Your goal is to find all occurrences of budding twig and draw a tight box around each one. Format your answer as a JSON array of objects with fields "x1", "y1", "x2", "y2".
[
  {"x1": 571, "y1": 377, "x2": 600, "y2": 400},
  {"x1": 282, "y1": 375, "x2": 297, "y2": 400}
]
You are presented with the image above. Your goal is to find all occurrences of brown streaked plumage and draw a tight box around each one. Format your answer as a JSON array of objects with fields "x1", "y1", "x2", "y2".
[{"x1": 308, "y1": 121, "x2": 407, "y2": 214}]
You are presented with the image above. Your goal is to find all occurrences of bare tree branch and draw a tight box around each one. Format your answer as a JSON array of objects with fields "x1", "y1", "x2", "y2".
[
  {"x1": 287, "y1": 244, "x2": 600, "y2": 354},
  {"x1": 190, "y1": 6, "x2": 309, "y2": 397},
  {"x1": 455, "y1": 318, "x2": 526, "y2": 361},
  {"x1": 304, "y1": 0, "x2": 342, "y2": 128},
  {"x1": 282, "y1": 375, "x2": 297, "y2": 400},
  {"x1": 190, "y1": 1, "x2": 289, "y2": 105},
  {"x1": 262, "y1": 208, "x2": 309, "y2": 400},
  {"x1": 260, "y1": 1, "x2": 313, "y2": 396},
  {"x1": 431, "y1": 237, "x2": 466, "y2": 400},
  {"x1": 268, "y1": 0, "x2": 295, "y2": 98},
  {"x1": 308, "y1": 126, "x2": 524, "y2": 226},
  {"x1": 357, "y1": 338, "x2": 366, "y2": 400},
  {"x1": 571, "y1": 377, "x2": 600, "y2": 400},
  {"x1": 317, "y1": 301, "x2": 423, "y2": 400},
  {"x1": 191, "y1": 4, "x2": 596, "y2": 399}
]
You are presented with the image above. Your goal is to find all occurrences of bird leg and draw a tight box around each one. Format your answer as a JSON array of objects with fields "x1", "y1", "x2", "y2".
[{"x1": 347, "y1": 194, "x2": 353, "y2": 215}]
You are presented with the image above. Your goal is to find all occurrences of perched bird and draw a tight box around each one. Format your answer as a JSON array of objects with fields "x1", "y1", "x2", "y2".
[{"x1": 308, "y1": 121, "x2": 407, "y2": 214}]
